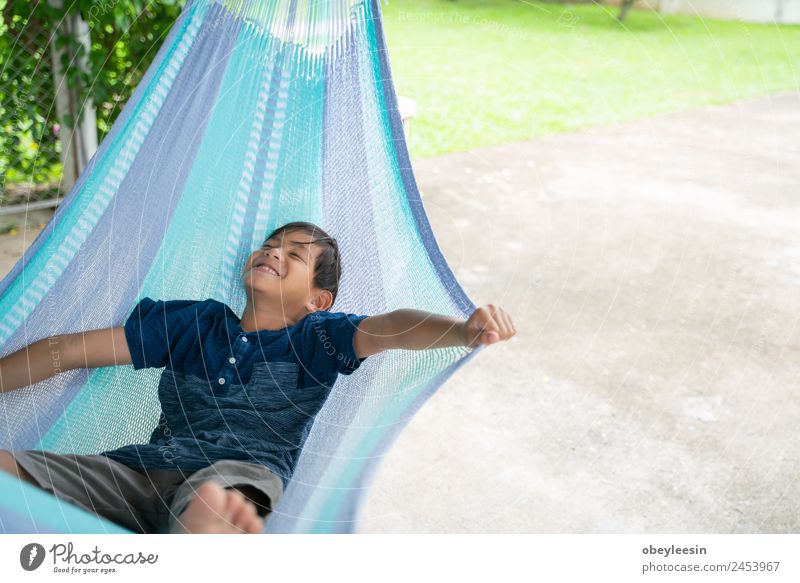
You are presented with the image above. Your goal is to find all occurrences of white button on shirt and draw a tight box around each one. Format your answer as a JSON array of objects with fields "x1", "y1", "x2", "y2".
[
  {"x1": 229, "y1": 357, "x2": 236, "y2": 364},
  {"x1": 218, "y1": 378, "x2": 225, "y2": 385},
  {"x1": 241, "y1": 337, "x2": 248, "y2": 343}
]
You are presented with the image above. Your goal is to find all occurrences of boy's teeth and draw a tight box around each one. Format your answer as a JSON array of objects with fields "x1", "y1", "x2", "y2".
[{"x1": 256, "y1": 265, "x2": 278, "y2": 276}]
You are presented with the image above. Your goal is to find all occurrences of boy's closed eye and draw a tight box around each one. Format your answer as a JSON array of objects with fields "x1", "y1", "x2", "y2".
[{"x1": 262, "y1": 244, "x2": 306, "y2": 264}]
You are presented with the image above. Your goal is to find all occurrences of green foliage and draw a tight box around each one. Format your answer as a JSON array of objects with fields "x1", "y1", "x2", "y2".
[
  {"x1": 1, "y1": 0, "x2": 186, "y2": 195},
  {"x1": 80, "y1": 0, "x2": 186, "y2": 140}
]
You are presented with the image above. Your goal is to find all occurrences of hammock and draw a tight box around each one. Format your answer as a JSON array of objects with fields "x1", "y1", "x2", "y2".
[{"x1": 0, "y1": 0, "x2": 481, "y2": 534}]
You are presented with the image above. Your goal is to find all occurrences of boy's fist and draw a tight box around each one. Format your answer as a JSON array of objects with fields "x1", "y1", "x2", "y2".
[{"x1": 461, "y1": 304, "x2": 515, "y2": 348}]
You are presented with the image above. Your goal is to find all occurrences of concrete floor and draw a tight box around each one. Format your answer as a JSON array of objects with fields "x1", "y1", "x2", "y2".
[
  {"x1": 356, "y1": 91, "x2": 800, "y2": 533},
  {"x1": 1, "y1": 92, "x2": 798, "y2": 533}
]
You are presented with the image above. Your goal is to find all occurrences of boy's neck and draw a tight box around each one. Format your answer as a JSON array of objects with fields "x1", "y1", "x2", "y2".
[{"x1": 239, "y1": 302, "x2": 310, "y2": 333}]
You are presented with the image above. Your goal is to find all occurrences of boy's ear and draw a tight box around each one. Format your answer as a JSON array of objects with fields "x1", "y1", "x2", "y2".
[{"x1": 308, "y1": 289, "x2": 334, "y2": 312}]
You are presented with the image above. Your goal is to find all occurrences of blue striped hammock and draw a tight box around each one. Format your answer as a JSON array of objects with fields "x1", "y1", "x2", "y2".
[{"x1": 0, "y1": 0, "x2": 480, "y2": 533}]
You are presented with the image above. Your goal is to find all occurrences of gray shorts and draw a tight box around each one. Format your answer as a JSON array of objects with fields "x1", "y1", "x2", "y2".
[{"x1": 7, "y1": 450, "x2": 284, "y2": 534}]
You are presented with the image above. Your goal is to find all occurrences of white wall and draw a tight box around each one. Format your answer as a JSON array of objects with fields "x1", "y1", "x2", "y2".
[{"x1": 659, "y1": 0, "x2": 800, "y2": 24}]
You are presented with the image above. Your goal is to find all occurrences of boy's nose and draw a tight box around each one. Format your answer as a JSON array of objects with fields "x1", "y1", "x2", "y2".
[{"x1": 261, "y1": 248, "x2": 283, "y2": 265}]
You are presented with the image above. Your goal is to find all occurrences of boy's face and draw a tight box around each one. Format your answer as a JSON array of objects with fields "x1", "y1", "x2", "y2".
[{"x1": 241, "y1": 229, "x2": 331, "y2": 313}]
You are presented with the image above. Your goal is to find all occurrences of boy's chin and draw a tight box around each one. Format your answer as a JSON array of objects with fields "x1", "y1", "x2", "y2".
[
  {"x1": 243, "y1": 281, "x2": 278, "y2": 298},
  {"x1": 243, "y1": 272, "x2": 276, "y2": 286},
  {"x1": 245, "y1": 287, "x2": 299, "y2": 306},
  {"x1": 245, "y1": 283, "x2": 274, "y2": 294}
]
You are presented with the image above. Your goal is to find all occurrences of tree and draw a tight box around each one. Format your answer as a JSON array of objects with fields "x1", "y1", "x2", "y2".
[
  {"x1": 1, "y1": 0, "x2": 185, "y2": 196},
  {"x1": 618, "y1": 0, "x2": 636, "y2": 22},
  {"x1": 47, "y1": 0, "x2": 97, "y2": 194}
]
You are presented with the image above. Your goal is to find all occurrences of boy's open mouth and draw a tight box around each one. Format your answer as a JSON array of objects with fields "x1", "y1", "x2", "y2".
[
  {"x1": 251, "y1": 258, "x2": 281, "y2": 277},
  {"x1": 253, "y1": 265, "x2": 280, "y2": 277}
]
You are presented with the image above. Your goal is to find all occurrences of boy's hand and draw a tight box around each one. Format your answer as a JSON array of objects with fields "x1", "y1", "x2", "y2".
[{"x1": 461, "y1": 304, "x2": 516, "y2": 349}]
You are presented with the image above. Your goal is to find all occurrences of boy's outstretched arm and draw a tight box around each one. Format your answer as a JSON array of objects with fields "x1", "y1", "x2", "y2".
[
  {"x1": 0, "y1": 328, "x2": 132, "y2": 393},
  {"x1": 353, "y1": 304, "x2": 515, "y2": 359}
]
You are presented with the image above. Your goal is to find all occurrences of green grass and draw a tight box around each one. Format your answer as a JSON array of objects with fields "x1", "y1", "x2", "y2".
[{"x1": 381, "y1": 0, "x2": 800, "y2": 158}]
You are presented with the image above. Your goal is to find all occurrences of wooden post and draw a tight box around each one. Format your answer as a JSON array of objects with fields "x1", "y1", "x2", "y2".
[{"x1": 47, "y1": 0, "x2": 98, "y2": 195}]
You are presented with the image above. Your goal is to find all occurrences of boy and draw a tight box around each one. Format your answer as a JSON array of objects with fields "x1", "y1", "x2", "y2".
[{"x1": 0, "y1": 221, "x2": 515, "y2": 534}]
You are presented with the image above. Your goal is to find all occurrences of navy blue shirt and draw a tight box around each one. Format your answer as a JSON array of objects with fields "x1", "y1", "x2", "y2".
[{"x1": 99, "y1": 297, "x2": 370, "y2": 488}]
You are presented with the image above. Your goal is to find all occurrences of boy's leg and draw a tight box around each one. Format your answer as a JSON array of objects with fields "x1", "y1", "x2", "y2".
[
  {"x1": 0, "y1": 449, "x2": 183, "y2": 533},
  {"x1": 169, "y1": 480, "x2": 265, "y2": 534},
  {"x1": 0, "y1": 450, "x2": 38, "y2": 485},
  {"x1": 166, "y1": 460, "x2": 283, "y2": 534}
]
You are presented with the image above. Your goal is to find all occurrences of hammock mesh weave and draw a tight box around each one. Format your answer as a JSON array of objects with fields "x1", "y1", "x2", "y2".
[{"x1": 0, "y1": 0, "x2": 481, "y2": 533}]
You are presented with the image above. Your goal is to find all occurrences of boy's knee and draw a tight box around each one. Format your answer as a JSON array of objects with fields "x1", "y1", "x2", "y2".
[
  {"x1": 0, "y1": 450, "x2": 38, "y2": 485},
  {"x1": 0, "y1": 450, "x2": 17, "y2": 474}
]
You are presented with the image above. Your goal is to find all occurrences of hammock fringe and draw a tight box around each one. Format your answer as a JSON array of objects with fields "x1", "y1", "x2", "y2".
[{"x1": 218, "y1": 0, "x2": 369, "y2": 77}]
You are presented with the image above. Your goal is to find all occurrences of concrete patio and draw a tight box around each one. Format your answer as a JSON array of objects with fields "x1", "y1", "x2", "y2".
[{"x1": 356, "y1": 91, "x2": 800, "y2": 533}]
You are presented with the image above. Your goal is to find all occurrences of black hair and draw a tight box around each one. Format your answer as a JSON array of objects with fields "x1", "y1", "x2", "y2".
[{"x1": 262, "y1": 221, "x2": 341, "y2": 308}]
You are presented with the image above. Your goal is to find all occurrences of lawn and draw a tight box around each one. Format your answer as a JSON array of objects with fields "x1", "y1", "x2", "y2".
[{"x1": 381, "y1": 0, "x2": 800, "y2": 159}]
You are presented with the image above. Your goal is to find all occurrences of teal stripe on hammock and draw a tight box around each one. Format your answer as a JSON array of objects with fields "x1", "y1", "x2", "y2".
[
  {"x1": 304, "y1": 3, "x2": 472, "y2": 530},
  {"x1": 293, "y1": 10, "x2": 397, "y2": 530},
  {"x1": 299, "y1": 6, "x2": 394, "y2": 530},
  {"x1": 343, "y1": 348, "x2": 485, "y2": 530},
  {"x1": 258, "y1": 44, "x2": 326, "y2": 236},
  {"x1": 36, "y1": 1, "x2": 225, "y2": 454},
  {"x1": 310, "y1": 364, "x2": 457, "y2": 531},
  {"x1": 210, "y1": 25, "x2": 327, "y2": 306},
  {"x1": 0, "y1": 0, "x2": 206, "y2": 347},
  {"x1": 37, "y1": 369, "x2": 165, "y2": 455},
  {"x1": 242, "y1": 32, "x2": 282, "y2": 256},
  {"x1": 167, "y1": 12, "x2": 282, "y2": 306},
  {"x1": 283, "y1": 5, "x2": 371, "y2": 530},
  {"x1": 243, "y1": 39, "x2": 291, "y2": 267},
  {"x1": 298, "y1": 31, "x2": 383, "y2": 533},
  {"x1": 215, "y1": 33, "x2": 283, "y2": 301},
  {"x1": 0, "y1": 471, "x2": 130, "y2": 534}
]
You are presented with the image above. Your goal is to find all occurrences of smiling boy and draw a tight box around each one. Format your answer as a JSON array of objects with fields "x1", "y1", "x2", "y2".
[{"x1": 0, "y1": 221, "x2": 515, "y2": 534}]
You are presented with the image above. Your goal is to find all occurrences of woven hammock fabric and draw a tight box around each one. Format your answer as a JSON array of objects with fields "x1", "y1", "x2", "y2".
[{"x1": 0, "y1": 0, "x2": 481, "y2": 534}]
